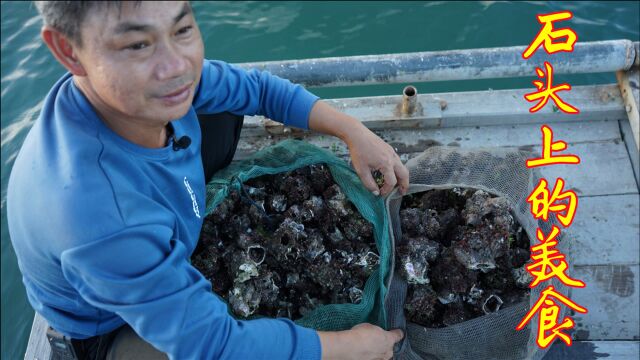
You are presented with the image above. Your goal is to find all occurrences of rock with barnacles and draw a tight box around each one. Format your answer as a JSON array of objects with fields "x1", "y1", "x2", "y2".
[
  {"x1": 481, "y1": 294, "x2": 504, "y2": 314},
  {"x1": 431, "y1": 248, "x2": 478, "y2": 294},
  {"x1": 353, "y1": 248, "x2": 380, "y2": 278},
  {"x1": 227, "y1": 251, "x2": 259, "y2": 283},
  {"x1": 422, "y1": 209, "x2": 441, "y2": 239},
  {"x1": 229, "y1": 282, "x2": 261, "y2": 318},
  {"x1": 397, "y1": 237, "x2": 441, "y2": 285},
  {"x1": 280, "y1": 176, "x2": 311, "y2": 204},
  {"x1": 462, "y1": 190, "x2": 514, "y2": 231},
  {"x1": 323, "y1": 184, "x2": 354, "y2": 219},
  {"x1": 192, "y1": 165, "x2": 378, "y2": 320},
  {"x1": 512, "y1": 266, "x2": 533, "y2": 289},
  {"x1": 300, "y1": 196, "x2": 326, "y2": 225},
  {"x1": 398, "y1": 188, "x2": 531, "y2": 328},
  {"x1": 400, "y1": 208, "x2": 426, "y2": 237},
  {"x1": 442, "y1": 301, "x2": 470, "y2": 326},
  {"x1": 302, "y1": 230, "x2": 326, "y2": 262},
  {"x1": 342, "y1": 216, "x2": 374, "y2": 242},
  {"x1": 405, "y1": 284, "x2": 439, "y2": 325},
  {"x1": 268, "y1": 194, "x2": 288, "y2": 213},
  {"x1": 308, "y1": 164, "x2": 334, "y2": 193},
  {"x1": 210, "y1": 191, "x2": 239, "y2": 224},
  {"x1": 451, "y1": 223, "x2": 509, "y2": 273}
]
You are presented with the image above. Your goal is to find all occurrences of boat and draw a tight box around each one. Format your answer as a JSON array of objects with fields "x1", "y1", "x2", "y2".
[{"x1": 24, "y1": 39, "x2": 639, "y2": 359}]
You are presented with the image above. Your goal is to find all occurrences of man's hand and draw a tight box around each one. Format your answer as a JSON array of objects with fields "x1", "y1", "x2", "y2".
[
  {"x1": 318, "y1": 323, "x2": 404, "y2": 360},
  {"x1": 342, "y1": 125, "x2": 409, "y2": 196},
  {"x1": 308, "y1": 101, "x2": 409, "y2": 196}
]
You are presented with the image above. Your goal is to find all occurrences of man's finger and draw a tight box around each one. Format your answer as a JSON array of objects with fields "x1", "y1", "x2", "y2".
[
  {"x1": 388, "y1": 328, "x2": 404, "y2": 343},
  {"x1": 355, "y1": 164, "x2": 381, "y2": 195},
  {"x1": 380, "y1": 165, "x2": 397, "y2": 195},
  {"x1": 394, "y1": 161, "x2": 410, "y2": 195}
]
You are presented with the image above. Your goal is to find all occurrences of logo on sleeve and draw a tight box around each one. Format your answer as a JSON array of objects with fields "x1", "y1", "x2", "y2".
[{"x1": 183, "y1": 177, "x2": 201, "y2": 219}]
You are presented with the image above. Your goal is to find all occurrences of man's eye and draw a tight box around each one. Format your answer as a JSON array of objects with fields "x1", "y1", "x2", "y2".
[
  {"x1": 176, "y1": 26, "x2": 193, "y2": 36},
  {"x1": 126, "y1": 42, "x2": 149, "y2": 51}
]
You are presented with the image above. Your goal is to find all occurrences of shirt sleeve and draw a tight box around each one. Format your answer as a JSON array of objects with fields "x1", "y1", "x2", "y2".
[
  {"x1": 60, "y1": 224, "x2": 322, "y2": 360},
  {"x1": 192, "y1": 59, "x2": 319, "y2": 130}
]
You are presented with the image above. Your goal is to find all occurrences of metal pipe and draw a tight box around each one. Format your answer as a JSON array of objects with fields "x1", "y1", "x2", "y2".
[
  {"x1": 235, "y1": 40, "x2": 638, "y2": 88},
  {"x1": 401, "y1": 85, "x2": 418, "y2": 115}
]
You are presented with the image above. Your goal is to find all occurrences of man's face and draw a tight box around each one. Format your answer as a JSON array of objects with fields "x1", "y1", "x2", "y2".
[{"x1": 74, "y1": 1, "x2": 204, "y2": 124}]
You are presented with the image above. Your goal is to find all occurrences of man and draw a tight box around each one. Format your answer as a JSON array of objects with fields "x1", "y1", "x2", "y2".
[{"x1": 8, "y1": 1, "x2": 407, "y2": 359}]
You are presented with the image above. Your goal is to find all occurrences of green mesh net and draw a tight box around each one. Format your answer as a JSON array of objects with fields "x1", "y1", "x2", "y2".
[{"x1": 204, "y1": 139, "x2": 390, "y2": 331}]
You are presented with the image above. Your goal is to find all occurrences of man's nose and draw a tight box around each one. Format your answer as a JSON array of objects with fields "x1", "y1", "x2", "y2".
[{"x1": 155, "y1": 42, "x2": 189, "y2": 81}]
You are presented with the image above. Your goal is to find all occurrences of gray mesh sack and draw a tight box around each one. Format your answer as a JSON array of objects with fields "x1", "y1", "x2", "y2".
[{"x1": 384, "y1": 146, "x2": 574, "y2": 360}]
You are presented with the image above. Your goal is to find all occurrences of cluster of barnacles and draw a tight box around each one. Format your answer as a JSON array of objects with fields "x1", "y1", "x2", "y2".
[
  {"x1": 398, "y1": 188, "x2": 532, "y2": 327},
  {"x1": 192, "y1": 164, "x2": 379, "y2": 319}
]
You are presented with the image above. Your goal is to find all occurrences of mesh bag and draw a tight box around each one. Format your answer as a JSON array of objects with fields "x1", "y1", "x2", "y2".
[
  {"x1": 204, "y1": 139, "x2": 391, "y2": 331},
  {"x1": 384, "y1": 146, "x2": 573, "y2": 360}
]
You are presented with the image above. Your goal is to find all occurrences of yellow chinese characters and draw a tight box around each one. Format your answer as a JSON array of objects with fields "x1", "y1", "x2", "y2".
[
  {"x1": 516, "y1": 286, "x2": 587, "y2": 348},
  {"x1": 526, "y1": 125, "x2": 580, "y2": 168},
  {"x1": 527, "y1": 178, "x2": 578, "y2": 227},
  {"x1": 525, "y1": 62, "x2": 579, "y2": 114},
  {"x1": 522, "y1": 11, "x2": 577, "y2": 59},
  {"x1": 518, "y1": 11, "x2": 586, "y2": 349},
  {"x1": 527, "y1": 226, "x2": 585, "y2": 288},
  {"x1": 520, "y1": 126, "x2": 586, "y2": 346}
]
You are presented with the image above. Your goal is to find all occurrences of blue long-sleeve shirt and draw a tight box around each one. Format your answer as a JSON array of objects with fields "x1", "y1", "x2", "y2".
[{"x1": 7, "y1": 59, "x2": 321, "y2": 359}]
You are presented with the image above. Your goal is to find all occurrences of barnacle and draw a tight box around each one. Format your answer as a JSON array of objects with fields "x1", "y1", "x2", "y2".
[
  {"x1": 462, "y1": 190, "x2": 490, "y2": 226},
  {"x1": 299, "y1": 294, "x2": 321, "y2": 316},
  {"x1": 245, "y1": 186, "x2": 267, "y2": 200},
  {"x1": 462, "y1": 190, "x2": 514, "y2": 231},
  {"x1": 442, "y1": 302, "x2": 468, "y2": 326},
  {"x1": 323, "y1": 184, "x2": 354, "y2": 218},
  {"x1": 247, "y1": 245, "x2": 266, "y2": 265},
  {"x1": 397, "y1": 237, "x2": 440, "y2": 284},
  {"x1": 269, "y1": 194, "x2": 288, "y2": 213},
  {"x1": 405, "y1": 285, "x2": 439, "y2": 324},
  {"x1": 302, "y1": 230, "x2": 326, "y2": 262},
  {"x1": 284, "y1": 204, "x2": 302, "y2": 221},
  {"x1": 229, "y1": 282, "x2": 261, "y2": 318},
  {"x1": 452, "y1": 221, "x2": 509, "y2": 273},
  {"x1": 422, "y1": 209, "x2": 441, "y2": 239},
  {"x1": 248, "y1": 200, "x2": 267, "y2": 224},
  {"x1": 231, "y1": 253, "x2": 259, "y2": 283},
  {"x1": 354, "y1": 250, "x2": 380, "y2": 277},
  {"x1": 343, "y1": 216, "x2": 374, "y2": 242},
  {"x1": 210, "y1": 192, "x2": 238, "y2": 224},
  {"x1": 400, "y1": 208, "x2": 425, "y2": 237},
  {"x1": 348, "y1": 287, "x2": 364, "y2": 304},
  {"x1": 372, "y1": 169, "x2": 385, "y2": 188},
  {"x1": 254, "y1": 272, "x2": 280, "y2": 309},
  {"x1": 280, "y1": 176, "x2": 311, "y2": 204},
  {"x1": 325, "y1": 226, "x2": 345, "y2": 245},
  {"x1": 482, "y1": 294, "x2": 504, "y2": 314},
  {"x1": 512, "y1": 266, "x2": 533, "y2": 288},
  {"x1": 465, "y1": 284, "x2": 484, "y2": 305},
  {"x1": 309, "y1": 164, "x2": 333, "y2": 193},
  {"x1": 301, "y1": 196, "x2": 325, "y2": 224}
]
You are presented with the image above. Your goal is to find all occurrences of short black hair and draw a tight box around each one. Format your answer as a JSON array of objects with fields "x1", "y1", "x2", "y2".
[{"x1": 34, "y1": 1, "x2": 141, "y2": 47}]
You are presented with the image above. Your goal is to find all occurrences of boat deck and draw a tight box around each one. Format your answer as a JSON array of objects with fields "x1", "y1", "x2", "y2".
[
  {"x1": 239, "y1": 83, "x2": 640, "y2": 359},
  {"x1": 24, "y1": 41, "x2": 639, "y2": 359}
]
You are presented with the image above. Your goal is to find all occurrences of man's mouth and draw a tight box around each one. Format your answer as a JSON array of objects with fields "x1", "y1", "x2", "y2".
[
  {"x1": 161, "y1": 82, "x2": 192, "y2": 97},
  {"x1": 157, "y1": 82, "x2": 193, "y2": 105}
]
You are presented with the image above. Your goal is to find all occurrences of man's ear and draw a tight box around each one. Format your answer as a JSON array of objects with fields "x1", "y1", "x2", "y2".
[{"x1": 41, "y1": 26, "x2": 87, "y2": 76}]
